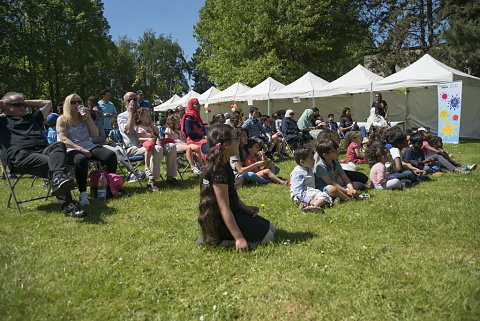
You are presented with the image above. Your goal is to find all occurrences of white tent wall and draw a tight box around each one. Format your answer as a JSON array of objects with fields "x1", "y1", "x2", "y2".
[
  {"x1": 372, "y1": 91, "x2": 408, "y2": 122},
  {"x1": 405, "y1": 86, "x2": 480, "y2": 138}
]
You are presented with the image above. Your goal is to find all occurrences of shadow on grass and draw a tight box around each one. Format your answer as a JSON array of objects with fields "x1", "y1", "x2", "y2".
[
  {"x1": 36, "y1": 199, "x2": 116, "y2": 224},
  {"x1": 272, "y1": 229, "x2": 316, "y2": 244}
]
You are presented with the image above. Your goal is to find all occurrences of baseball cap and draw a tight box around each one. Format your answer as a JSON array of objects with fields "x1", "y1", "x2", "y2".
[
  {"x1": 136, "y1": 90, "x2": 144, "y2": 95},
  {"x1": 46, "y1": 113, "x2": 59, "y2": 126}
]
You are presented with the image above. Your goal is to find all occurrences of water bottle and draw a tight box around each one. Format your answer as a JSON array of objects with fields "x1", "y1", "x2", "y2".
[{"x1": 97, "y1": 173, "x2": 107, "y2": 200}]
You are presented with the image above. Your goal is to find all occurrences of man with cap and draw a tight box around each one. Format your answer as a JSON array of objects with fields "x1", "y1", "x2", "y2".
[{"x1": 137, "y1": 90, "x2": 151, "y2": 111}]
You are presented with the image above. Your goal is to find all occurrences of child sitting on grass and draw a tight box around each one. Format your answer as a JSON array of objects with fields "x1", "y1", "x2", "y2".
[
  {"x1": 345, "y1": 131, "x2": 365, "y2": 164},
  {"x1": 290, "y1": 145, "x2": 332, "y2": 213},
  {"x1": 135, "y1": 107, "x2": 160, "y2": 191},
  {"x1": 244, "y1": 139, "x2": 290, "y2": 186},
  {"x1": 367, "y1": 141, "x2": 405, "y2": 190},
  {"x1": 403, "y1": 133, "x2": 442, "y2": 174},
  {"x1": 386, "y1": 131, "x2": 427, "y2": 184},
  {"x1": 198, "y1": 124, "x2": 276, "y2": 252},
  {"x1": 314, "y1": 140, "x2": 369, "y2": 202}
]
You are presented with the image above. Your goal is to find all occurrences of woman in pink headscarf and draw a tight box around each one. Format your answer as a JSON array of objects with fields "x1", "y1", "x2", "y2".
[{"x1": 181, "y1": 98, "x2": 207, "y2": 161}]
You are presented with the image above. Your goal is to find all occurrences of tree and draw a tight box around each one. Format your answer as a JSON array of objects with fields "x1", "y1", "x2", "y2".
[
  {"x1": 189, "y1": 47, "x2": 216, "y2": 93},
  {"x1": 362, "y1": 0, "x2": 444, "y2": 75},
  {"x1": 437, "y1": 0, "x2": 480, "y2": 76},
  {"x1": 0, "y1": 0, "x2": 115, "y2": 104},
  {"x1": 133, "y1": 30, "x2": 190, "y2": 102},
  {"x1": 194, "y1": 0, "x2": 371, "y2": 88}
]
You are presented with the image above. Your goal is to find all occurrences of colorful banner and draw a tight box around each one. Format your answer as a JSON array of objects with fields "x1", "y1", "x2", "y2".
[{"x1": 437, "y1": 81, "x2": 462, "y2": 144}]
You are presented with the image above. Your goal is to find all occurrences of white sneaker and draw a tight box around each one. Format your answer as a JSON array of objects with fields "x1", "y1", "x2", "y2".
[
  {"x1": 192, "y1": 167, "x2": 202, "y2": 175},
  {"x1": 145, "y1": 168, "x2": 153, "y2": 179},
  {"x1": 79, "y1": 191, "x2": 89, "y2": 206}
]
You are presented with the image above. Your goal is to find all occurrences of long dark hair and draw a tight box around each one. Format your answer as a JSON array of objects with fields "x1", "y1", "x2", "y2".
[
  {"x1": 341, "y1": 107, "x2": 351, "y2": 120},
  {"x1": 198, "y1": 124, "x2": 235, "y2": 246}
]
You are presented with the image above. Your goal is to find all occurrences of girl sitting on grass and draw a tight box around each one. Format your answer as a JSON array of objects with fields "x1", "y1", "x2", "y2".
[
  {"x1": 345, "y1": 131, "x2": 365, "y2": 164},
  {"x1": 366, "y1": 141, "x2": 405, "y2": 190},
  {"x1": 165, "y1": 114, "x2": 204, "y2": 175},
  {"x1": 244, "y1": 139, "x2": 290, "y2": 186},
  {"x1": 198, "y1": 124, "x2": 276, "y2": 252}
]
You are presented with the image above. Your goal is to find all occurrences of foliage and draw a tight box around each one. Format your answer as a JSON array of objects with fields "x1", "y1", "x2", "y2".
[
  {"x1": 133, "y1": 30, "x2": 191, "y2": 102},
  {"x1": 362, "y1": 0, "x2": 444, "y2": 75},
  {"x1": 0, "y1": 140, "x2": 479, "y2": 320},
  {"x1": 0, "y1": 0, "x2": 115, "y2": 104},
  {"x1": 436, "y1": 0, "x2": 480, "y2": 76},
  {"x1": 194, "y1": 0, "x2": 371, "y2": 88},
  {"x1": 189, "y1": 47, "x2": 216, "y2": 93}
]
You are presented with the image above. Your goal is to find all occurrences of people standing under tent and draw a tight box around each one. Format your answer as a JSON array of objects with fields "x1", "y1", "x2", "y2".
[{"x1": 372, "y1": 92, "x2": 388, "y2": 119}]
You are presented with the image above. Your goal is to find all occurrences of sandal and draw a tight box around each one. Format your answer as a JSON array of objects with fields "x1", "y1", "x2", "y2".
[
  {"x1": 147, "y1": 182, "x2": 160, "y2": 191},
  {"x1": 356, "y1": 193, "x2": 370, "y2": 201},
  {"x1": 63, "y1": 201, "x2": 87, "y2": 218},
  {"x1": 302, "y1": 206, "x2": 324, "y2": 213}
]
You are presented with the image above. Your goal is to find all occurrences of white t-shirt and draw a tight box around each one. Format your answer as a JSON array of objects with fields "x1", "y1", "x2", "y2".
[{"x1": 390, "y1": 147, "x2": 402, "y2": 161}]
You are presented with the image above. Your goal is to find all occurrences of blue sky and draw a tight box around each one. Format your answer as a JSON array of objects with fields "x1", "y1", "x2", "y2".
[{"x1": 102, "y1": 0, "x2": 204, "y2": 61}]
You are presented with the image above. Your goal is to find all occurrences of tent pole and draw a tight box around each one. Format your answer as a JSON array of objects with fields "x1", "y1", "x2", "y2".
[
  {"x1": 268, "y1": 98, "x2": 270, "y2": 116},
  {"x1": 370, "y1": 83, "x2": 373, "y2": 107}
]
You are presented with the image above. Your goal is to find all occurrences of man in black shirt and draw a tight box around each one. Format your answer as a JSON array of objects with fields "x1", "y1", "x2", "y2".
[{"x1": 0, "y1": 92, "x2": 85, "y2": 217}]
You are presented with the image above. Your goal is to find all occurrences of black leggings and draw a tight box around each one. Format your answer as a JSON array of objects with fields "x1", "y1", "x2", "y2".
[{"x1": 68, "y1": 146, "x2": 117, "y2": 192}]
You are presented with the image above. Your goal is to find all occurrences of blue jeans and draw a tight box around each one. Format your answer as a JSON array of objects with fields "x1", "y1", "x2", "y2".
[
  {"x1": 387, "y1": 170, "x2": 419, "y2": 182},
  {"x1": 344, "y1": 126, "x2": 367, "y2": 140},
  {"x1": 241, "y1": 166, "x2": 280, "y2": 184}
]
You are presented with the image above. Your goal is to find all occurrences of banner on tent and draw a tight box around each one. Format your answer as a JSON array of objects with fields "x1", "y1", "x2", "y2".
[{"x1": 437, "y1": 81, "x2": 462, "y2": 144}]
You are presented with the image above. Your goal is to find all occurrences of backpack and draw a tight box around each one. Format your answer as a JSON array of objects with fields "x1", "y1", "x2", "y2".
[{"x1": 89, "y1": 170, "x2": 124, "y2": 198}]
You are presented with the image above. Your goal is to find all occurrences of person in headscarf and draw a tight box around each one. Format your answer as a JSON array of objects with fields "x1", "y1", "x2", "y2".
[
  {"x1": 297, "y1": 109, "x2": 319, "y2": 134},
  {"x1": 181, "y1": 98, "x2": 207, "y2": 161},
  {"x1": 281, "y1": 110, "x2": 312, "y2": 151}
]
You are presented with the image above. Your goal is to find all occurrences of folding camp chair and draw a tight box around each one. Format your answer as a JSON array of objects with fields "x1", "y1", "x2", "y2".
[{"x1": 1, "y1": 150, "x2": 55, "y2": 214}]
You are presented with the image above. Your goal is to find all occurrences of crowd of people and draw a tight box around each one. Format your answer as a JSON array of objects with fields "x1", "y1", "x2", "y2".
[{"x1": 1, "y1": 92, "x2": 476, "y2": 252}]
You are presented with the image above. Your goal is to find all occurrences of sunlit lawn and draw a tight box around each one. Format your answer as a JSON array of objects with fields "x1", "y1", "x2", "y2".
[{"x1": 1, "y1": 139, "x2": 479, "y2": 320}]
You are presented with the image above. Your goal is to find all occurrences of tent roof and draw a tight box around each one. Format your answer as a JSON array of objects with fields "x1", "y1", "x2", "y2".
[
  {"x1": 153, "y1": 94, "x2": 180, "y2": 111},
  {"x1": 236, "y1": 77, "x2": 285, "y2": 100},
  {"x1": 207, "y1": 82, "x2": 251, "y2": 104},
  {"x1": 270, "y1": 72, "x2": 329, "y2": 99},
  {"x1": 315, "y1": 64, "x2": 383, "y2": 97},
  {"x1": 197, "y1": 86, "x2": 221, "y2": 105},
  {"x1": 373, "y1": 54, "x2": 480, "y2": 90},
  {"x1": 155, "y1": 91, "x2": 199, "y2": 112}
]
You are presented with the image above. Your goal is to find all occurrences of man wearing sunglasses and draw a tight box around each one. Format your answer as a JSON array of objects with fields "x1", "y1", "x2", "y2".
[
  {"x1": 117, "y1": 92, "x2": 180, "y2": 189},
  {"x1": 0, "y1": 92, "x2": 85, "y2": 217}
]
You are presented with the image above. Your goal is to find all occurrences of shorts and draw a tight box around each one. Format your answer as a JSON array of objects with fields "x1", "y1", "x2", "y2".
[
  {"x1": 321, "y1": 184, "x2": 346, "y2": 194},
  {"x1": 292, "y1": 187, "x2": 333, "y2": 205}
]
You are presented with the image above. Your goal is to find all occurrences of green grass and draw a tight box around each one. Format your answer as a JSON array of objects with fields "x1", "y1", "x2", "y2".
[{"x1": 1, "y1": 139, "x2": 479, "y2": 320}]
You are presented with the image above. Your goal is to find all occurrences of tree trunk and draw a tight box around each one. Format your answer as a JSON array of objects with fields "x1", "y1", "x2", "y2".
[
  {"x1": 427, "y1": 0, "x2": 433, "y2": 47},
  {"x1": 419, "y1": 0, "x2": 426, "y2": 50}
]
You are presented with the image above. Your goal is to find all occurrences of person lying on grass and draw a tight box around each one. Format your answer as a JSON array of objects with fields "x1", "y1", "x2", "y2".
[
  {"x1": 290, "y1": 145, "x2": 332, "y2": 213},
  {"x1": 314, "y1": 139, "x2": 369, "y2": 203},
  {"x1": 419, "y1": 128, "x2": 476, "y2": 173},
  {"x1": 198, "y1": 124, "x2": 276, "y2": 252}
]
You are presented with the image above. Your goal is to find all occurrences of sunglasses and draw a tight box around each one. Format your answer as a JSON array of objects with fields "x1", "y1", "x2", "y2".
[
  {"x1": 127, "y1": 98, "x2": 138, "y2": 102},
  {"x1": 71, "y1": 100, "x2": 83, "y2": 105},
  {"x1": 9, "y1": 102, "x2": 27, "y2": 108}
]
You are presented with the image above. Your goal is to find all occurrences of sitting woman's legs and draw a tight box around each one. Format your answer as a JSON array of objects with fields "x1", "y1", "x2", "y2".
[
  {"x1": 90, "y1": 146, "x2": 117, "y2": 173},
  {"x1": 67, "y1": 150, "x2": 89, "y2": 193},
  {"x1": 241, "y1": 171, "x2": 270, "y2": 184}
]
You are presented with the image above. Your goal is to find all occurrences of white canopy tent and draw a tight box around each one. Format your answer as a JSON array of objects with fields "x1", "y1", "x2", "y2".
[
  {"x1": 204, "y1": 82, "x2": 251, "y2": 118},
  {"x1": 373, "y1": 54, "x2": 480, "y2": 138},
  {"x1": 197, "y1": 86, "x2": 221, "y2": 105},
  {"x1": 159, "y1": 90, "x2": 200, "y2": 112},
  {"x1": 153, "y1": 94, "x2": 181, "y2": 112},
  {"x1": 236, "y1": 77, "x2": 285, "y2": 115}
]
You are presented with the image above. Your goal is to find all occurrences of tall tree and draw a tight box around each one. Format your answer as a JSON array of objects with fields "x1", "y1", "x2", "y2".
[
  {"x1": 362, "y1": 0, "x2": 443, "y2": 75},
  {"x1": 133, "y1": 30, "x2": 190, "y2": 102},
  {"x1": 189, "y1": 47, "x2": 216, "y2": 93},
  {"x1": 437, "y1": 0, "x2": 480, "y2": 75},
  {"x1": 0, "y1": 0, "x2": 114, "y2": 103},
  {"x1": 194, "y1": 0, "x2": 371, "y2": 88}
]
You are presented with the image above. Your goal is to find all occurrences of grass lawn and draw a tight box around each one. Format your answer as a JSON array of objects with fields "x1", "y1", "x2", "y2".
[{"x1": 1, "y1": 139, "x2": 479, "y2": 320}]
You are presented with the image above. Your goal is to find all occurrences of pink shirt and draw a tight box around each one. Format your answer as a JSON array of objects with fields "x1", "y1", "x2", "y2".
[
  {"x1": 370, "y1": 162, "x2": 387, "y2": 186},
  {"x1": 164, "y1": 127, "x2": 187, "y2": 145},
  {"x1": 421, "y1": 141, "x2": 430, "y2": 157}
]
